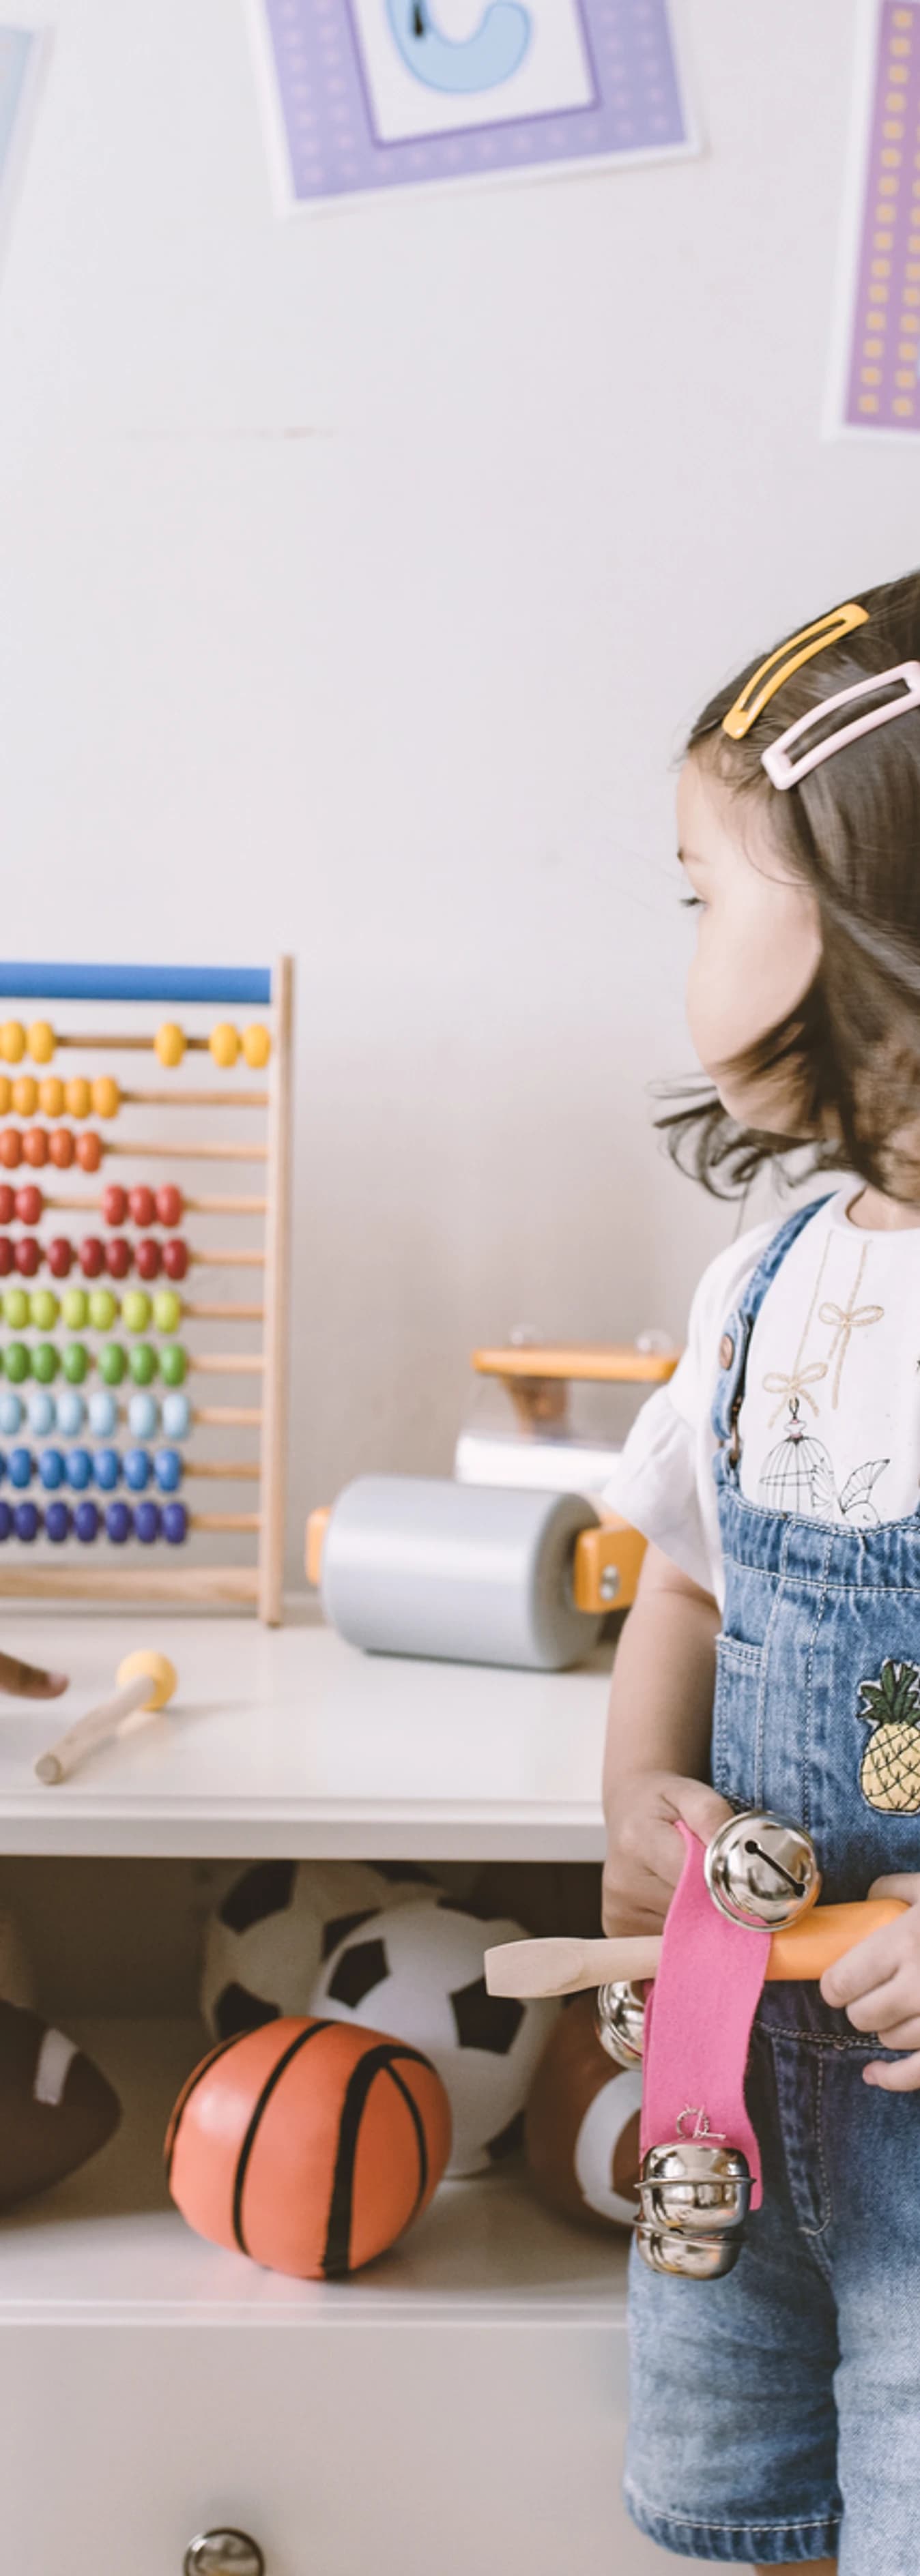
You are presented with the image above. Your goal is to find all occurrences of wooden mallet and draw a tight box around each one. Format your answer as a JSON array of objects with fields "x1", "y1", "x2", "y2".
[
  {"x1": 483, "y1": 1899, "x2": 910, "y2": 1998},
  {"x1": 34, "y1": 1650, "x2": 178, "y2": 1785}
]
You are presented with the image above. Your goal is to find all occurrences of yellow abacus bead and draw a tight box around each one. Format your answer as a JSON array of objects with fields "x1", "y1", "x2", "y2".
[
  {"x1": 0, "y1": 1079, "x2": 10, "y2": 1116},
  {"x1": 12, "y1": 1077, "x2": 36, "y2": 1117},
  {"x1": 64, "y1": 1077, "x2": 91, "y2": 1120},
  {"x1": 209, "y1": 1022, "x2": 239, "y2": 1069},
  {"x1": 39, "y1": 1077, "x2": 64, "y2": 1117},
  {"x1": 155, "y1": 1022, "x2": 185, "y2": 1069},
  {"x1": 91, "y1": 1076, "x2": 119, "y2": 1119},
  {"x1": 27, "y1": 1021, "x2": 55, "y2": 1065},
  {"x1": 0, "y1": 1023, "x2": 25, "y2": 1065},
  {"x1": 242, "y1": 1023, "x2": 271, "y2": 1069}
]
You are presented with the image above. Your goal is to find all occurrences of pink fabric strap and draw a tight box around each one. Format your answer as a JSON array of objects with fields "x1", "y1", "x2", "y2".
[{"x1": 639, "y1": 1821, "x2": 771, "y2": 2206}]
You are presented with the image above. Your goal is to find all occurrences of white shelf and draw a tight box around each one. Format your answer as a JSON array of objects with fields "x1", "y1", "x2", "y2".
[
  {"x1": 0, "y1": 1602, "x2": 611, "y2": 1859},
  {"x1": 0, "y1": 2017, "x2": 631, "y2": 2328}
]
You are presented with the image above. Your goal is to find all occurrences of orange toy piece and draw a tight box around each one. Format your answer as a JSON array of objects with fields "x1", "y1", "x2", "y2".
[
  {"x1": 766, "y1": 1897, "x2": 906, "y2": 1981},
  {"x1": 166, "y1": 2016, "x2": 452, "y2": 2279}
]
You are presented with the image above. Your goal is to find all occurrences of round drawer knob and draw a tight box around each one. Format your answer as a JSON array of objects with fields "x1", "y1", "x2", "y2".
[{"x1": 184, "y1": 2532, "x2": 265, "y2": 2576}]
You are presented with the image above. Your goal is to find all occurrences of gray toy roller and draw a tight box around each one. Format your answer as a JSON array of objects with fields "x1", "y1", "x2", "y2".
[{"x1": 319, "y1": 1475, "x2": 607, "y2": 1671}]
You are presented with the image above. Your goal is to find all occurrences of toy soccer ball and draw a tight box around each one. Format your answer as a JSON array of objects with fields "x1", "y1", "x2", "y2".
[
  {"x1": 308, "y1": 1894, "x2": 560, "y2": 2176},
  {"x1": 200, "y1": 1859, "x2": 441, "y2": 2041}
]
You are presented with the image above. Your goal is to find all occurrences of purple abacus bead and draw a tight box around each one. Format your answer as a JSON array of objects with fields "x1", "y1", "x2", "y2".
[
  {"x1": 46, "y1": 1500, "x2": 72, "y2": 1543},
  {"x1": 162, "y1": 1500, "x2": 187, "y2": 1545},
  {"x1": 0, "y1": 1500, "x2": 12, "y2": 1540},
  {"x1": 105, "y1": 1500, "x2": 133, "y2": 1545},
  {"x1": 14, "y1": 1501, "x2": 40, "y2": 1542},
  {"x1": 74, "y1": 1499, "x2": 100, "y2": 1542},
  {"x1": 135, "y1": 1499, "x2": 161, "y2": 1545}
]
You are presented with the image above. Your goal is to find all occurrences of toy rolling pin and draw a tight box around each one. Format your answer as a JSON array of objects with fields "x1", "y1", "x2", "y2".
[{"x1": 34, "y1": 1649, "x2": 177, "y2": 1784}]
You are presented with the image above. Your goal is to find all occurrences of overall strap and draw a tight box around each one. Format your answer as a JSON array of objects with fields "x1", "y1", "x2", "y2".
[{"x1": 710, "y1": 1195, "x2": 833, "y2": 1465}]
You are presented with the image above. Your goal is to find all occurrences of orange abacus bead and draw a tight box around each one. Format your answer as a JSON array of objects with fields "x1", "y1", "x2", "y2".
[
  {"x1": 23, "y1": 1128, "x2": 48, "y2": 1169},
  {"x1": 91, "y1": 1077, "x2": 119, "y2": 1119},
  {"x1": 0, "y1": 1083, "x2": 10, "y2": 1118},
  {"x1": 49, "y1": 1128, "x2": 75, "y2": 1169},
  {"x1": 64, "y1": 1079, "x2": 91, "y2": 1120},
  {"x1": 0, "y1": 1130, "x2": 21, "y2": 1167},
  {"x1": 39, "y1": 1078, "x2": 64, "y2": 1118},
  {"x1": 76, "y1": 1132, "x2": 102, "y2": 1173}
]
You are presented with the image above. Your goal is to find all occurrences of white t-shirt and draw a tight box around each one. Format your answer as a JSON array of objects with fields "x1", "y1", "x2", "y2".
[{"x1": 603, "y1": 1188, "x2": 920, "y2": 1609}]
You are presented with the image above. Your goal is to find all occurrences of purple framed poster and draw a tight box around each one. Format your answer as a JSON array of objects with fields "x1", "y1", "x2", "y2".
[
  {"x1": 246, "y1": 0, "x2": 697, "y2": 213},
  {"x1": 828, "y1": 0, "x2": 920, "y2": 436}
]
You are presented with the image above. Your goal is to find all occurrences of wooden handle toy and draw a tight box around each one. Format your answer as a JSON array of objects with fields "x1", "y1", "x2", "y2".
[
  {"x1": 33, "y1": 1648, "x2": 177, "y2": 1784},
  {"x1": 484, "y1": 1899, "x2": 910, "y2": 1997}
]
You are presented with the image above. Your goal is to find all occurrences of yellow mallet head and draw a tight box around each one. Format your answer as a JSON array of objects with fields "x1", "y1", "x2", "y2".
[{"x1": 115, "y1": 1649, "x2": 177, "y2": 1710}]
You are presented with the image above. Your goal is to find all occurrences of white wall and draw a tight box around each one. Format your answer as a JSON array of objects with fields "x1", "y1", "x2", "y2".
[{"x1": 0, "y1": 0, "x2": 913, "y2": 1580}]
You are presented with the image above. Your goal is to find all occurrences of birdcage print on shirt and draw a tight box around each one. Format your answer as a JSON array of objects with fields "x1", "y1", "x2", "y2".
[{"x1": 758, "y1": 1397, "x2": 836, "y2": 1516}]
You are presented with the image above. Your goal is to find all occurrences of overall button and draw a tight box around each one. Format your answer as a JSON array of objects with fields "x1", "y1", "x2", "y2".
[{"x1": 719, "y1": 1332, "x2": 735, "y2": 1369}]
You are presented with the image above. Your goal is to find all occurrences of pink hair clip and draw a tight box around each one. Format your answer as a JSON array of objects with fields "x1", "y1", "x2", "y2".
[{"x1": 762, "y1": 661, "x2": 920, "y2": 791}]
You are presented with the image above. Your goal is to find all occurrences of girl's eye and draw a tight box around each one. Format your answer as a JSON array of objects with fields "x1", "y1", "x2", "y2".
[{"x1": 680, "y1": 894, "x2": 703, "y2": 909}]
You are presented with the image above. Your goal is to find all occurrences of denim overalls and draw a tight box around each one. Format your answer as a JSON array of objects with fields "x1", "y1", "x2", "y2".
[{"x1": 624, "y1": 1199, "x2": 920, "y2": 2573}]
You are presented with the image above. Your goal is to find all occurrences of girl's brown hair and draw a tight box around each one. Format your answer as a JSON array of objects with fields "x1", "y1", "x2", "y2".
[{"x1": 659, "y1": 569, "x2": 920, "y2": 1199}]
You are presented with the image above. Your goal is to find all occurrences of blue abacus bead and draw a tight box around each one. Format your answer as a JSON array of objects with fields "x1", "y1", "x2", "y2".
[
  {"x1": 135, "y1": 1499, "x2": 161, "y2": 1544},
  {"x1": 163, "y1": 1501, "x2": 188, "y2": 1545},
  {"x1": 87, "y1": 1389, "x2": 115, "y2": 1438},
  {"x1": 0, "y1": 1452, "x2": 5, "y2": 1484},
  {"x1": 94, "y1": 1446, "x2": 120, "y2": 1491},
  {"x1": 38, "y1": 1448, "x2": 65, "y2": 1491},
  {"x1": 66, "y1": 1447, "x2": 92, "y2": 1491},
  {"x1": 46, "y1": 1500, "x2": 71, "y2": 1544},
  {"x1": 14, "y1": 1502, "x2": 40, "y2": 1542},
  {"x1": 28, "y1": 1390, "x2": 55, "y2": 1437},
  {"x1": 154, "y1": 1446, "x2": 182, "y2": 1493},
  {"x1": 0, "y1": 1500, "x2": 12, "y2": 1540},
  {"x1": 161, "y1": 1392, "x2": 190, "y2": 1441},
  {"x1": 123, "y1": 1446, "x2": 150, "y2": 1492},
  {"x1": 128, "y1": 1391, "x2": 158, "y2": 1440},
  {"x1": 8, "y1": 1447, "x2": 32, "y2": 1489},
  {"x1": 74, "y1": 1499, "x2": 100, "y2": 1542},
  {"x1": 0, "y1": 1392, "x2": 22, "y2": 1435},
  {"x1": 106, "y1": 1500, "x2": 132, "y2": 1545}
]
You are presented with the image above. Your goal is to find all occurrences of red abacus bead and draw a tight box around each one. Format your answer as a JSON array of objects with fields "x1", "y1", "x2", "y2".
[
  {"x1": 162, "y1": 1238, "x2": 188, "y2": 1282},
  {"x1": 14, "y1": 1236, "x2": 40, "y2": 1276},
  {"x1": 78, "y1": 1236, "x2": 104, "y2": 1278},
  {"x1": 23, "y1": 1128, "x2": 48, "y2": 1169},
  {"x1": 49, "y1": 1128, "x2": 74, "y2": 1169},
  {"x1": 104, "y1": 1237, "x2": 132, "y2": 1280},
  {"x1": 155, "y1": 1185, "x2": 182, "y2": 1227},
  {"x1": 46, "y1": 1237, "x2": 72, "y2": 1278},
  {"x1": 0, "y1": 1240, "x2": 12, "y2": 1275},
  {"x1": 0, "y1": 1186, "x2": 14, "y2": 1225},
  {"x1": 76, "y1": 1132, "x2": 102, "y2": 1173},
  {"x1": 135, "y1": 1238, "x2": 161, "y2": 1281},
  {"x1": 128, "y1": 1186, "x2": 156, "y2": 1228},
  {"x1": 15, "y1": 1186, "x2": 42, "y2": 1225},
  {"x1": 101, "y1": 1185, "x2": 126, "y2": 1227},
  {"x1": 0, "y1": 1131, "x2": 22, "y2": 1169}
]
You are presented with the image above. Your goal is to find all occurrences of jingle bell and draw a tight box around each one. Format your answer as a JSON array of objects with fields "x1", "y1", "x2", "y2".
[
  {"x1": 704, "y1": 1807, "x2": 821, "y2": 1932},
  {"x1": 638, "y1": 2138, "x2": 752, "y2": 2238},
  {"x1": 635, "y1": 2220, "x2": 743, "y2": 2280},
  {"x1": 594, "y1": 1978, "x2": 645, "y2": 2069}
]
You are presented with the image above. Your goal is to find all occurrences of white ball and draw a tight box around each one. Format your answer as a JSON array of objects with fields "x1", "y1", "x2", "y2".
[
  {"x1": 199, "y1": 1859, "x2": 440, "y2": 2040},
  {"x1": 309, "y1": 1895, "x2": 560, "y2": 2177}
]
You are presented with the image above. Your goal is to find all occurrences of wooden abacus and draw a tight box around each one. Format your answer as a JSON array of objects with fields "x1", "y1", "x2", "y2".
[{"x1": 0, "y1": 960, "x2": 293, "y2": 1622}]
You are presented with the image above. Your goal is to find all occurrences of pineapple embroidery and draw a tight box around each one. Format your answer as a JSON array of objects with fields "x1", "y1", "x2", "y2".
[{"x1": 858, "y1": 1658, "x2": 920, "y2": 1814}]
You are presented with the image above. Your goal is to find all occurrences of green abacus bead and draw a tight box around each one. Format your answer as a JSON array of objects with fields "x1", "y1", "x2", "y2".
[
  {"x1": 32, "y1": 1342, "x2": 58, "y2": 1384},
  {"x1": 62, "y1": 1341, "x2": 89, "y2": 1385},
  {"x1": 62, "y1": 1287, "x2": 88, "y2": 1331},
  {"x1": 128, "y1": 1342, "x2": 157, "y2": 1386},
  {"x1": 122, "y1": 1289, "x2": 152, "y2": 1334},
  {"x1": 88, "y1": 1288, "x2": 116, "y2": 1332},
  {"x1": 153, "y1": 1289, "x2": 182, "y2": 1335},
  {"x1": 3, "y1": 1288, "x2": 29, "y2": 1330},
  {"x1": 159, "y1": 1342, "x2": 187, "y2": 1388},
  {"x1": 4, "y1": 1341, "x2": 29, "y2": 1382},
  {"x1": 99, "y1": 1342, "x2": 127, "y2": 1386},
  {"x1": 30, "y1": 1289, "x2": 59, "y2": 1332}
]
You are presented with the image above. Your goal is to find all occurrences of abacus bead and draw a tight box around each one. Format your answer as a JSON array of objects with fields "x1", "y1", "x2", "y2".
[
  {"x1": 154, "y1": 1446, "x2": 182, "y2": 1492},
  {"x1": 63, "y1": 1288, "x2": 89, "y2": 1331},
  {"x1": 209, "y1": 1022, "x2": 239, "y2": 1069},
  {"x1": 128, "y1": 1390, "x2": 158, "y2": 1437},
  {"x1": 0, "y1": 1131, "x2": 21, "y2": 1168},
  {"x1": 91, "y1": 1077, "x2": 119, "y2": 1119},
  {"x1": 3, "y1": 1289, "x2": 27, "y2": 1329},
  {"x1": 156, "y1": 1185, "x2": 182, "y2": 1227},
  {"x1": 61, "y1": 1342, "x2": 89, "y2": 1385},
  {"x1": 66, "y1": 1448, "x2": 91, "y2": 1490},
  {"x1": 14, "y1": 1502, "x2": 40, "y2": 1542},
  {"x1": 163, "y1": 1501, "x2": 188, "y2": 1545},
  {"x1": 49, "y1": 1128, "x2": 74, "y2": 1169},
  {"x1": 123, "y1": 1446, "x2": 149, "y2": 1491},
  {"x1": 0, "y1": 1393, "x2": 22, "y2": 1433},
  {"x1": 102, "y1": 1185, "x2": 127, "y2": 1227},
  {"x1": 3, "y1": 1341, "x2": 29, "y2": 1381},
  {"x1": 11, "y1": 1077, "x2": 36, "y2": 1117},
  {"x1": 57, "y1": 1389, "x2": 87, "y2": 1436},
  {"x1": 94, "y1": 1448, "x2": 120, "y2": 1491},
  {"x1": 39, "y1": 1448, "x2": 65, "y2": 1490},
  {"x1": 242, "y1": 1023, "x2": 270, "y2": 1069},
  {"x1": 86, "y1": 1390, "x2": 115, "y2": 1436},
  {"x1": 0, "y1": 1243, "x2": 12, "y2": 1279},
  {"x1": 105, "y1": 1238, "x2": 132, "y2": 1280},
  {"x1": 76, "y1": 1133, "x2": 102, "y2": 1173},
  {"x1": 0, "y1": 1501, "x2": 12, "y2": 1540},
  {"x1": 0, "y1": 1186, "x2": 13, "y2": 1225},
  {"x1": 99, "y1": 1343, "x2": 126, "y2": 1386},
  {"x1": 0, "y1": 1082, "x2": 8, "y2": 1117},
  {"x1": 162, "y1": 1238, "x2": 188, "y2": 1282},
  {"x1": 8, "y1": 1448, "x2": 31, "y2": 1487},
  {"x1": 74, "y1": 1500, "x2": 99, "y2": 1542},
  {"x1": 30, "y1": 1289, "x2": 59, "y2": 1331},
  {"x1": 78, "y1": 1237, "x2": 104, "y2": 1278},
  {"x1": 64, "y1": 1079, "x2": 91, "y2": 1119},
  {"x1": 154, "y1": 1023, "x2": 185, "y2": 1069},
  {"x1": 106, "y1": 1502, "x2": 132, "y2": 1545},
  {"x1": 161, "y1": 1391, "x2": 190, "y2": 1439},
  {"x1": 128, "y1": 1186, "x2": 155, "y2": 1228},
  {"x1": 27, "y1": 1022, "x2": 54, "y2": 1066},
  {"x1": 123, "y1": 1290, "x2": 151, "y2": 1333},
  {"x1": 27, "y1": 1391, "x2": 54, "y2": 1435},
  {"x1": 153, "y1": 1289, "x2": 181, "y2": 1334},
  {"x1": 159, "y1": 1343, "x2": 186, "y2": 1387},
  {"x1": 38, "y1": 1077, "x2": 63, "y2": 1118},
  {"x1": 46, "y1": 1237, "x2": 72, "y2": 1278},
  {"x1": 128, "y1": 1343, "x2": 156, "y2": 1386},
  {"x1": 88, "y1": 1288, "x2": 116, "y2": 1332},
  {"x1": 23, "y1": 1128, "x2": 48, "y2": 1169},
  {"x1": 16, "y1": 1186, "x2": 42, "y2": 1226},
  {"x1": 14, "y1": 1238, "x2": 40, "y2": 1277},
  {"x1": 46, "y1": 1500, "x2": 71, "y2": 1542},
  {"x1": 135, "y1": 1239, "x2": 160, "y2": 1281},
  {"x1": 32, "y1": 1346, "x2": 58, "y2": 1386},
  {"x1": 135, "y1": 1499, "x2": 160, "y2": 1544},
  {"x1": 0, "y1": 1023, "x2": 24, "y2": 1064}
]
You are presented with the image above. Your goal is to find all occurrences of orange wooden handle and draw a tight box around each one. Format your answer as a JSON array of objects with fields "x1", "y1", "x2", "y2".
[{"x1": 766, "y1": 1897, "x2": 908, "y2": 1979}]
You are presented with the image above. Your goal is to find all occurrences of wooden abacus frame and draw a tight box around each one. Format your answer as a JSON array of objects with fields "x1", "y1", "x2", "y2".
[{"x1": 0, "y1": 958, "x2": 293, "y2": 1623}]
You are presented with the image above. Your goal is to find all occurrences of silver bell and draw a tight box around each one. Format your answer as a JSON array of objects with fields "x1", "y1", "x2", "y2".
[
  {"x1": 704, "y1": 1807, "x2": 821, "y2": 1931},
  {"x1": 635, "y1": 2220, "x2": 743, "y2": 2280},
  {"x1": 595, "y1": 1979, "x2": 645, "y2": 2068},
  {"x1": 638, "y1": 2138, "x2": 751, "y2": 2239}
]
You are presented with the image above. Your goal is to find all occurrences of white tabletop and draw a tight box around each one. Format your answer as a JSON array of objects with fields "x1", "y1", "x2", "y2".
[{"x1": 0, "y1": 1602, "x2": 612, "y2": 1860}]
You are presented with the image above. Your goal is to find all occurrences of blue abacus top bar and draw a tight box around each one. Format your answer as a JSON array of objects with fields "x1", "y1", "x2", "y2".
[{"x1": 0, "y1": 963, "x2": 273, "y2": 1006}]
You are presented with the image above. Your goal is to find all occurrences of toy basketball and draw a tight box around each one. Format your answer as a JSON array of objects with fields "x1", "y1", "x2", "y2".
[
  {"x1": 523, "y1": 1992, "x2": 642, "y2": 2234},
  {"x1": 165, "y1": 2015, "x2": 452, "y2": 2278}
]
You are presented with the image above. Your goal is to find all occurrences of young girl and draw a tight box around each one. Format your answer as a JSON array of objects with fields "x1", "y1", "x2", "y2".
[{"x1": 601, "y1": 570, "x2": 920, "y2": 2573}]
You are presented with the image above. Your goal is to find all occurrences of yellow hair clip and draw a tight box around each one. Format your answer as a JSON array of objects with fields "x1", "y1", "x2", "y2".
[{"x1": 721, "y1": 601, "x2": 869, "y2": 742}]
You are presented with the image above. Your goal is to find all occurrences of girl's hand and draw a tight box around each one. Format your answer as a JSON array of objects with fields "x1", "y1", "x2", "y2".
[
  {"x1": 602, "y1": 1771, "x2": 734, "y2": 1937},
  {"x1": 0, "y1": 1651, "x2": 67, "y2": 1699},
  {"x1": 820, "y1": 1874, "x2": 920, "y2": 2090}
]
